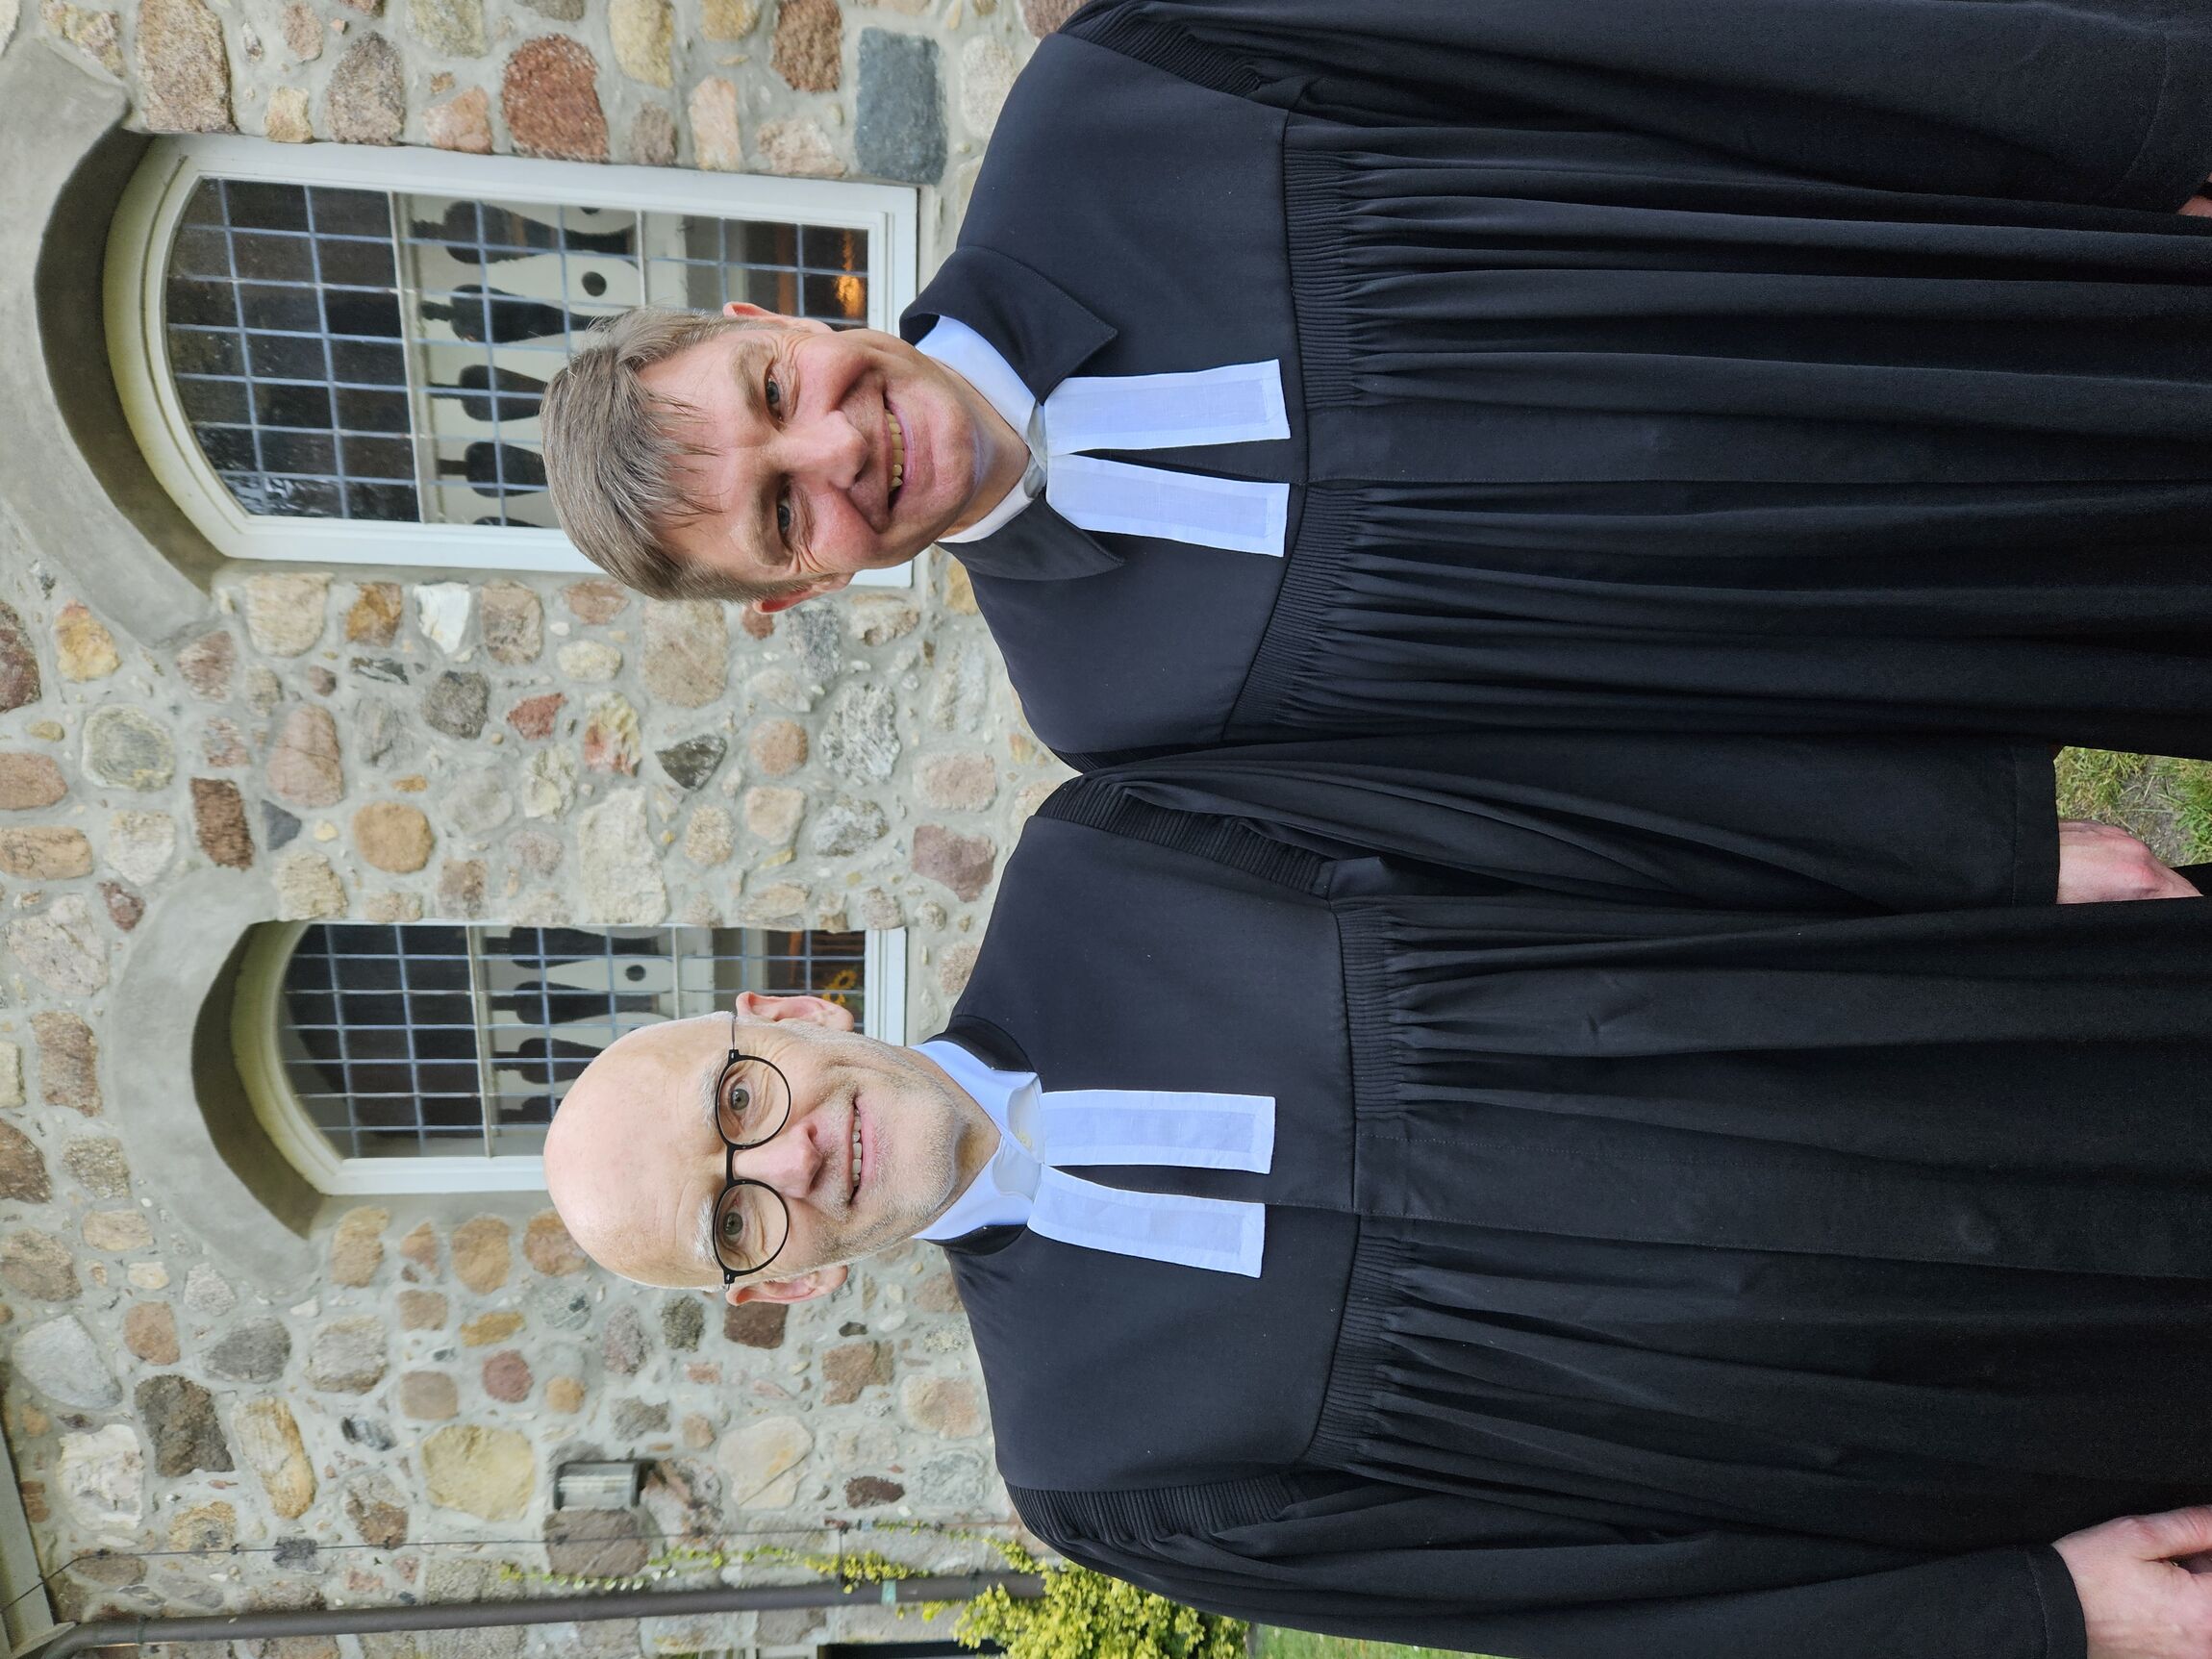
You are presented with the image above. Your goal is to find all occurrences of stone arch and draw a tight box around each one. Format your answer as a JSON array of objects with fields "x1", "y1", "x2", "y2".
[{"x1": 0, "y1": 41, "x2": 219, "y2": 651}]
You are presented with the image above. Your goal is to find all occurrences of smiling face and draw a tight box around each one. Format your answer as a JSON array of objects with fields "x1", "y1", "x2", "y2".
[
  {"x1": 543, "y1": 993, "x2": 998, "y2": 1305},
  {"x1": 639, "y1": 303, "x2": 1029, "y2": 611}
]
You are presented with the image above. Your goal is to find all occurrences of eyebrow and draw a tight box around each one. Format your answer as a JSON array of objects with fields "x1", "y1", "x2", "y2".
[
  {"x1": 692, "y1": 1045, "x2": 727, "y2": 1271},
  {"x1": 724, "y1": 335, "x2": 789, "y2": 567}
]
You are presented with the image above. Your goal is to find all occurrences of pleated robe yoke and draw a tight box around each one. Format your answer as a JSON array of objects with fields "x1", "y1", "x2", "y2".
[
  {"x1": 910, "y1": 0, "x2": 2212, "y2": 767},
  {"x1": 931, "y1": 778, "x2": 2212, "y2": 1659}
]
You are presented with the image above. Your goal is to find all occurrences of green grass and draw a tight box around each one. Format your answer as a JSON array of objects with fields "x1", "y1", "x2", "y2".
[
  {"x1": 1249, "y1": 1630, "x2": 1494, "y2": 1659},
  {"x1": 2054, "y1": 748, "x2": 2212, "y2": 866}
]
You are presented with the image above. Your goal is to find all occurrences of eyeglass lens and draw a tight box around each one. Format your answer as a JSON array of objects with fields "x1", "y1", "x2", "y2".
[{"x1": 713, "y1": 1055, "x2": 792, "y2": 1276}]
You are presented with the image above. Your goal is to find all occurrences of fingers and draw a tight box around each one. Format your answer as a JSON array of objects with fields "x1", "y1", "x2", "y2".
[
  {"x1": 2082, "y1": 1508, "x2": 2212, "y2": 1563},
  {"x1": 2055, "y1": 821, "x2": 2199, "y2": 904}
]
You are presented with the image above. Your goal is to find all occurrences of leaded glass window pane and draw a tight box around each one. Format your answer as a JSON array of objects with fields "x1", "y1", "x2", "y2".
[
  {"x1": 277, "y1": 924, "x2": 867, "y2": 1162},
  {"x1": 163, "y1": 178, "x2": 871, "y2": 532}
]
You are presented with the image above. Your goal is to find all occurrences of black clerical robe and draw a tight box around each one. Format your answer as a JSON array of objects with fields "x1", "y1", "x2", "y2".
[
  {"x1": 933, "y1": 739, "x2": 2212, "y2": 1659},
  {"x1": 908, "y1": 0, "x2": 2212, "y2": 767}
]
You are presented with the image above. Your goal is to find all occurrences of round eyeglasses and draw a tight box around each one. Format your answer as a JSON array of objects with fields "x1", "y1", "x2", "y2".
[{"x1": 710, "y1": 1015, "x2": 794, "y2": 1284}]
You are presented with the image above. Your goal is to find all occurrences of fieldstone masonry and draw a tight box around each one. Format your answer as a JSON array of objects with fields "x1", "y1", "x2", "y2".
[{"x1": 2, "y1": 0, "x2": 1099, "y2": 1638}]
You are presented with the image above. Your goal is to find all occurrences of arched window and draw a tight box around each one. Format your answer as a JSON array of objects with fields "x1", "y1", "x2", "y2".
[
  {"x1": 233, "y1": 920, "x2": 906, "y2": 1194},
  {"x1": 106, "y1": 137, "x2": 918, "y2": 581}
]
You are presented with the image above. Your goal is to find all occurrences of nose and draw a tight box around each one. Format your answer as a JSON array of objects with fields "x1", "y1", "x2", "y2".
[
  {"x1": 775, "y1": 407, "x2": 867, "y2": 491},
  {"x1": 728, "y1": 1114, "x2": 828, "y2": 1200}
]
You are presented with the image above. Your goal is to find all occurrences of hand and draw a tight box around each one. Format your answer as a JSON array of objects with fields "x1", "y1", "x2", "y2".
[
  {"x1": 2055, "y1": 820, "x2": 2200, "y2": 903},
  {"x1": 2055, "y1": 1508, "x2": 2212, "y2": 1658}
]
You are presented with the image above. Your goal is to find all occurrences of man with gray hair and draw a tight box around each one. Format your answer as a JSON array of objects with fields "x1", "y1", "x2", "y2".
[
  {"x1": 542, "y1": 0, "x2": 2212, "y2": 769},
  {"x1": 545, "y1": 732, "x2": 2212, "y2": 1659}
]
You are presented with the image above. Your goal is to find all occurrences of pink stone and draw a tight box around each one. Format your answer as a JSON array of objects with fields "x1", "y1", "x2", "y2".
[
  {"x1": 503, "y1": 35, "x2": 607, "y2": 162},
  {"x1": 505, "y1": 691, "x2": 565, "y2": 741},
  {"x1": 911, "y1": 824, "x2": 996, "y2": 902},
  {"x1": 425, "y1": 86, "x2": 492, "y2": 153}
]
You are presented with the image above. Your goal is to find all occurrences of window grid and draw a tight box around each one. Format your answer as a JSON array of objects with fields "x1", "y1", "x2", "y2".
[
  {"x1": 280, "y1": 924, "x2": 868, "y2": 1162},
  {"x1": 163, "y1": 181, "x2": 871, "y2": 533}
]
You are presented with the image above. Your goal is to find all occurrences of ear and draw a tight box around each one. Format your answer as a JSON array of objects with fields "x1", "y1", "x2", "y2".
[
  {"x1": 747, "y1": 573, "x2": 852, "y2": 616},
  {"x1": 726, "y1": 1263, "x2": 848, "y2": 1305},
  {"x1": 720, "y1": 301, "x2": 832, "y2": 336},
  {"x1": 732, "y1": 991, "x2": 857, "y2": 1034}
]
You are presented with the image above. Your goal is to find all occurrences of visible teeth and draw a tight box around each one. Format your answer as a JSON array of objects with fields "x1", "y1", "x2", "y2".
[
  {"x1": 888, "y1": 413, "x2": 905, "y2": 494},
  {"x1": 851, "y1": 1120, "x2": 862, "y2": 1196}
]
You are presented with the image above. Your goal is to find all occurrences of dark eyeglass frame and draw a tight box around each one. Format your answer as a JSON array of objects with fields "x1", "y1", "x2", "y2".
[{"x1": 711, "y1": 1010, "x2": 795, "y2": 1287}]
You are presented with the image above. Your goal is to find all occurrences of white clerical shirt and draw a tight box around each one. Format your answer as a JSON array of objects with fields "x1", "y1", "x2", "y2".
[
  {"x1": 915, "y1": 317, "x2": 1292, "y2": 560},
  {"x1": 914, "y1": 1038, "x2": 1275, "y2": 1277}
]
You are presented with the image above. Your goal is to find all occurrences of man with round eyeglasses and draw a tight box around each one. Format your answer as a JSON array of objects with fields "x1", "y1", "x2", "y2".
[{"x1": 546, "y1": 734, "x2": 2212, "y2": 1659}]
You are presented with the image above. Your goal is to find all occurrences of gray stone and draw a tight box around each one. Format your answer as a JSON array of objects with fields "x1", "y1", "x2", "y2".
[
  {"x1": 268, "y1": 705, "x2": 343, "y2": 808},
  {"x1": 533, "y1": 1282, "x2": 594, "y2": 1331},
  {"x1": 207, "y1": 1319, "x2": 292, "y2": 1383},
  {"x1": 449, "y1": 770, "x2": 515, "y2": 836},
  {"x1": 138, "y1": 1374, "x2": 234, "y2": 1474},
  {"x1": 12, "y1": 895, "x2": 109, "y2": 996},
  {"x1": 306, "y1": 1316, "x2": 389, "y2": 1392},
  {"x1": 660, "y1": 1295, "x2": 704, "y2": 1350},
  {"x1": 262, "y1": 803, "x2": 302, "y2": 851},
  {"x1": 273, "y1": 850, "x2": 347, "y2": 920},
  {"x1": 855, "y1": 30, "x2": 945, "y2": 185},
  {"x1": 610, "y1": 1398, "x2": 669, "y2": 1439},
  {"x1": 354, "y1": 658, "x2": 409, "y2": 686},
  {"x1": 183, "y1": 1262, "x2": 236, "y2": 1317},
  {"x1": 63, "y1": 1137, "x2": 130, "y2": 1199},
  {"x1": 342, "y1": 1416, "x2": 397, "y2": 1450},
  {"x1": 821, "y1": 682, "x2": 899, "y2": 783},
  {"x1": 808, "y1": 795, "x2": 887, "y2": 857},
  {"x1": 0, "y1": 601, "x2": 40, "y2": 713},
  {"x1": 518, "y1": 0, "x2": 581, "y2": 16},
  {"x1": 242, "y1": 572, "x2": 331, "y2": 656},
  {"x1": 576, "y1": 792, "x2": 667, "y2": 924},
  {"x1": 959, "y1": 35, "x2": 1019, "y2": 135},
  {"x1": 641, "y1": 601, "x2": 727, "y2": 708},
  {"x1": 15, "y1": 1316, "x2": 119, "y2": 1408},
  {"x1": 543, "y1": 1508, "x2": 653, "y2": 1578},
  {"x1": 424, "y1": 670, "x2": 490, "y2": 739},
  {"x1": 603, "y1": 1304, "x2": 649, "y2": 1374},
  {"x1": 58, "y1": 1424, "x2": 144, "y2": 1531},
  {"x1": 272, "y1": 1536, "x2": 319, "y2": 1570},
  {"x1": 409, "y1": 0, "x2": 482, "y2": 55},
  {"x1": 481, "y1": 581, "x2": 541, "y2": 662},
  {"x1": 629, "y1": 103, "x2": 676, "y2": 165},
  {"x1": 83, "y1": 707, "x2": 175, "y2": 791},
  {"x1": 654, "y1": 735, "x2": 726, "y2": 792},
  {"x1": 107, "y1": 810, "x2": 176, "y2": 884},
  {"x1": 136, "y1": 0, "x2": 231, "y2": 131},
  {"x1": 786, "y1": 602, "x2": 842, "y2": 686},
  {"x1": 328, "y1": 33, "x2": 405, "y2": 144}
]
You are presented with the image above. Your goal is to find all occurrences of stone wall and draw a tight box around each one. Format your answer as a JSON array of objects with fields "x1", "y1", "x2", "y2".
[
  {"x1": 0, "y1": 494, "x2": 1068, "y2": 1642},
  {"x1": 9, "y1": 0, "x2": 1080, "y2": 251},
  {"x1": 0, "y1": 0, "x2": 1101, "y2": 1636}
]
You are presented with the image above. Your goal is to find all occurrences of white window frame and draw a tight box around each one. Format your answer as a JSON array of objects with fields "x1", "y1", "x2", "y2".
[
  {"x1": 232, "y1": 920, "x2": 909, "y2": 1196},
  {"x1": 107, "y1": 136, "x2": 919, "y2": 586}
]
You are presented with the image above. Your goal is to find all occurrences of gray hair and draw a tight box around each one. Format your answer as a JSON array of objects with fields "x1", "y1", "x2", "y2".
[{"x1": 540, "y1": 307, "x2": 804, "y2": 605}]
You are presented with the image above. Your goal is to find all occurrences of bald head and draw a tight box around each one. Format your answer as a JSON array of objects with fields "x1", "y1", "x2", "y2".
[{"x1": 544, "y1": 993, "x2": 997, "y2": 1307}]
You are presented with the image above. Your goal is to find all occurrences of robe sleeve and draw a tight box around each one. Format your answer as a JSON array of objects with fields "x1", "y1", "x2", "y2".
[
  {"x1": 1013, "y1": 1475, "x2": 2088, "y2": 1659},
  {"x1": 1062, "y1": 733, "x2": 2058, "y2": 912},
  {"x1": 1066, "y1": 0, "x2": 2212, "y2": 213}
]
